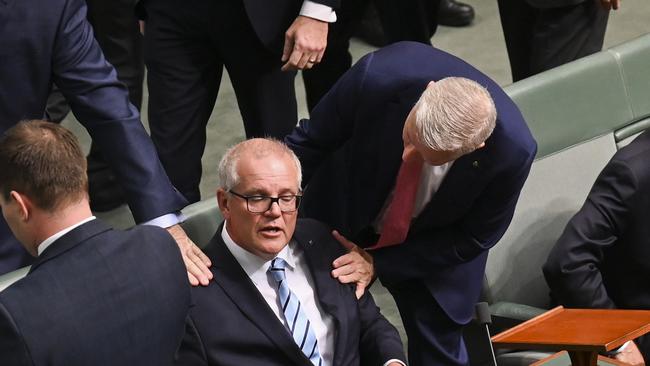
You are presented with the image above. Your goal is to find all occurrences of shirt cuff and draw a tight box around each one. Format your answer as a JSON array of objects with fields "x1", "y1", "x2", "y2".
[
  {"x1": 141, "y1": 212, "x2": 186, "y2": 228},
  {"x1": 383, "y1": 359, "x2": 406, "y2": 366},
  {"x1": 300, "y1": 1, "x2": 337, "y2": 22}
]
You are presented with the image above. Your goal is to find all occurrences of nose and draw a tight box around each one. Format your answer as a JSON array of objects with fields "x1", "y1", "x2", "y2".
[{"x1": 263, "y1": 200, "x2": 283, "y2": 217}]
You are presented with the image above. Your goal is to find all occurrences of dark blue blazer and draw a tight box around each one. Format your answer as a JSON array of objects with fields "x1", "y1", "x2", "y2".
[
  {"x1": 286, "y1": 42, "x2": 537, "y2": 324},
  {"x1": 175, "y1": 219, "x2": 405, "y2": 366},
  {"x1": 0, "y1": 219, "x2": 191, "y2": 366},
  {"x1": 0, "y1": 0, "x2": 188, "y2": 273}
]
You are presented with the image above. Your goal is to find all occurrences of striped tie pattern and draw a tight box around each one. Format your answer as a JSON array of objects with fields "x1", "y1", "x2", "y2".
[{"x1": 268, "y1": 258, "x2": 323, "y2": 366}]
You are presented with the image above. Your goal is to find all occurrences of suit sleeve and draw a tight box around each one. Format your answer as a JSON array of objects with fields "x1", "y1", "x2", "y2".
[
  {"x1": 372, "y1": 149, "x2": 535, "y2": 283},
  {"x1": 51, "y1": 0, "x2": 187, "y2": 223},
  {"x1": 286, "y1": 53, "x2": 370, "y2": 184},
  {"x1": 356, "y1": 291, "x2": 406, "y2": 366},
  {"x1": 175, "y1": 316, "x2": 208, "y2": 366},
  {"x1": 0, "y1": 301, "x2": 32, "y2": 366},
  {"x1": 542, "y1": 159, "x2": 637, "y2": 309}
]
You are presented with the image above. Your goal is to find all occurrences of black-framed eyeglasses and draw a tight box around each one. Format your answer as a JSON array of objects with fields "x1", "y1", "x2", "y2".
[{"x1": 229, "y1": 190, "x2": 302, "y2": 213}]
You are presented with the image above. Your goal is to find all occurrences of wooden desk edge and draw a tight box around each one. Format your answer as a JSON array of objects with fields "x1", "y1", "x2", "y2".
[{"x1": 491, "y1": 306, "x2": 564, "y2": 343}]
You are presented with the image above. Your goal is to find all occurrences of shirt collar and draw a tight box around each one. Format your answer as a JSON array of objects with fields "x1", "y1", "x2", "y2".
[
  {"x1": 221, "y1": 221, "x2": 296, "y2": 283},
  {"x1": 37, "y1": 216, "x2": 96, "y2": 256}
]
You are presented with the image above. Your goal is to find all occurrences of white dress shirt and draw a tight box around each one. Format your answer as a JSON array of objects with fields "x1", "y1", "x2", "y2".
[
  {"x1": 37, "y1": 216, "x2": 96, "y2": 256},
  {"x1": 301, "y1": 1, "x2": 337, "y2": 22}
]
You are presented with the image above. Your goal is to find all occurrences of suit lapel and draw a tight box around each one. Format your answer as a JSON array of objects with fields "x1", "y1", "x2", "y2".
[
  {"x1": 412, "y1": 147, "x2": 489, "y2": 230},
  {"x1": 204, "y1": 227, "x2": 310, "y2": 365},
  {"x1": 292, "y1": 223, "x2": 350, "y2": 366},
  {"x1": 29, "y1": 219, "x2": 111, "y2": 274}
]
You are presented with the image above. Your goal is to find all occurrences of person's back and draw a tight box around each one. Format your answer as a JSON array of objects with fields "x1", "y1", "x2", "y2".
[
  {"x1": 0, "y1": 121, "x2": 191, "y2": 366},
  {"x1": 0, "y1": 223, "x2": 190, "y2": 366}
]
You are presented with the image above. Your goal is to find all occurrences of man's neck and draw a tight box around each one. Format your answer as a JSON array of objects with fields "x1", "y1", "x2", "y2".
[{"x1": 31, "y1": 200, "x2": 93, "y2": 251}]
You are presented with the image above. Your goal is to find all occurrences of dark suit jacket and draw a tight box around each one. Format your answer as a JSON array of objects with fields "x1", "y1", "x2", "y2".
[
  {"x1": 0, "y1": 219, "x2": 191, "y2": 366},
  {"x1": 175, "y1": 219, "x2": 405, "y2": 366},
  {"x1": 0, "y1": 0, "x2": 187, "y2": 273},
  {"x1": 543, "y1": 131, "x2": 650, "y2": 360},
  {"x1": 286, "y1": 42, "x2": 537, "y2": 324}
]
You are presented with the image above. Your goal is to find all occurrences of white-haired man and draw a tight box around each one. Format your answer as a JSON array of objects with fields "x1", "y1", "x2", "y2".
[
  {"x1": 286, "y1": 42, "x2": 537, "y2": 366},
  {"x1": 175, "y1": 138, "x2": 406, "y2": 366}
]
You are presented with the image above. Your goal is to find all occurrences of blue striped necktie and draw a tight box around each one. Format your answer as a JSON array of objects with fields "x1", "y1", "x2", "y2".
[{"x1": 268, "y1": 258, "x2": 323, "y2": 366}]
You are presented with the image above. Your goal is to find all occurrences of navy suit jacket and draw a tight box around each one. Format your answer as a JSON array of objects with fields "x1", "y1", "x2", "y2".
[
  {"x1": 0, "y1": 219, "x2": 191, "y2": 366},
  {"x1": 286, "y1": 42, "x2": 537, "y2": 324},
  {"x1": 0, "y1": 0, "x2": 188, "y2": 273},
  {"x1": 175, "y1": 219, "x2": 405, "y2": 366},
  {"x1": 544, "y1": 131, "x2": 650, "y2": 360}
]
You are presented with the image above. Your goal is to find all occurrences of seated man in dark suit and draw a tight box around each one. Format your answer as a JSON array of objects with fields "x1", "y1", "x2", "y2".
[
  {"x1": 0, "y1": 121, "x2": 191, "y2": 366},
  {"x1": 175, "y1": 138, "x2": 405, "y2": 366},
  {"x1": 543, "y1": 130, "x2": 650, "y2": 366}
]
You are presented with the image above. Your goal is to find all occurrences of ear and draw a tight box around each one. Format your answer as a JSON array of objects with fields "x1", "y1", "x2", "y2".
[
  {"x1": 427, "y1": 80, "x2": 436, "y2": 88},
  {"x1": 216, "y1": 188, "x2": 230, "y2": 220},
  {"x1": 9, "y1": 191, "x2": 31, "y2": 222},
  {"x1": 477, "y1": 142, "x2": 486, "y2": 149}
]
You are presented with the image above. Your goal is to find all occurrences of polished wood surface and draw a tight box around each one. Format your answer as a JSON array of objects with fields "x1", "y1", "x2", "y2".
[{"x1": 492, "y1": 306, "x2": 650, "y2": 366}]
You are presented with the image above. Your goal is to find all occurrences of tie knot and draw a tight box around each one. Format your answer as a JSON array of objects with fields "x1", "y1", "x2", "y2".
[{"x1": 268, "y1": 257, "x2": 287, "y2": 282}]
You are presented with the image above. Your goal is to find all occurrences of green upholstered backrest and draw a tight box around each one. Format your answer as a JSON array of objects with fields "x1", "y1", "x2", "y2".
[
  {"x1": 485, "y1": 34, "x2": 650, "y2": 308},
  {"x1": 0, "y1": 266, "x2": 30, "y2": 292},
  {"x1": 179, "y1": 198, "x2": 222, "y2": 249}
]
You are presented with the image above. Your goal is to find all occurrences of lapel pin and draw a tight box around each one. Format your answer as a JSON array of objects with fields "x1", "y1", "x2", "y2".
[
  {"x1": 472, "y1": 160, "x2": 479, "y2": 168},
  {"x1": 308, "y1": 240, "x2": 314, "y2": 246}
]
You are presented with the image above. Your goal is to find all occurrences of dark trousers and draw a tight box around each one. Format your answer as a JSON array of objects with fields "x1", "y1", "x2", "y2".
[
  {"x1": 45, "y1": 0, "x2": 144, "y2": 189},
  {"x1": 144, "y1": 0, "x2": 297, "y2": 203},
  {"x1": 497, "y1": 0, "x2": 609, "y2": 82},
  {"x1": 387, "y1": 281, "x2": 469, "y2": 366},
  {"x1": 303, "y1": 0, "x2": 439, "y2": 111}
]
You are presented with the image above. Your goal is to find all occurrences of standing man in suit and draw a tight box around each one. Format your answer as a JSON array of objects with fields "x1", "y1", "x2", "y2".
[
  {"x1": 0, "y1": 121, "x2": 191, "y2": 366},
  {"x1": 497, "y1": 0, "x2": 619, "y2": 82},
  {"x1": 543, "y1": 130, "x2": 650, "y2": 366},
  {"x1": 45, "y1": 0, "x2": 147, "y2": 212},
  {"x1": 175, "y1": 138, "x2": 406, "y2": 366},
  {"x1": 0, "y1": 0, "x2": 212, "y2": 285},
  {"x1": 286, "y1": 42, "x2": 537, "y2": 365},
  {"x1": 142, "y1": 0, "x2": 338, "y2": 204}
]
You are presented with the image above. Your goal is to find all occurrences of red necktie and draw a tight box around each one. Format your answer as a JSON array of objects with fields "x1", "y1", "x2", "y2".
[{"x1": 368, "y1": 157, "x2": 423, "y2": 250}]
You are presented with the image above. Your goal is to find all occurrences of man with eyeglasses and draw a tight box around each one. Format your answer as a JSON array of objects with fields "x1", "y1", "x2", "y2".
[{"x1": 174, "y1": 138, "x2": 405, "y2": 366}]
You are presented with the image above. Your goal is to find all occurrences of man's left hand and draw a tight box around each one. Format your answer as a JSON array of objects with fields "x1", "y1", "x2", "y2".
[
  {"x1": 331, "y1": 230, "x2": 374, "y2": 299},
  {"x1": 281, "y1": 15, "x2": 328, "y2": 71},
  {"x1": 167, "y1": 224, "x2": 213, "y2": 286}
]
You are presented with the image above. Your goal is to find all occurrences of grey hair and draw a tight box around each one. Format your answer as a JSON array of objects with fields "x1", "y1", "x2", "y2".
[
  {"x1": 413, "y1": 77, "x2": 497, "y2": 155},
  {"x1": 217, "y1": 138, "x2": 302, "y2": 191}
]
